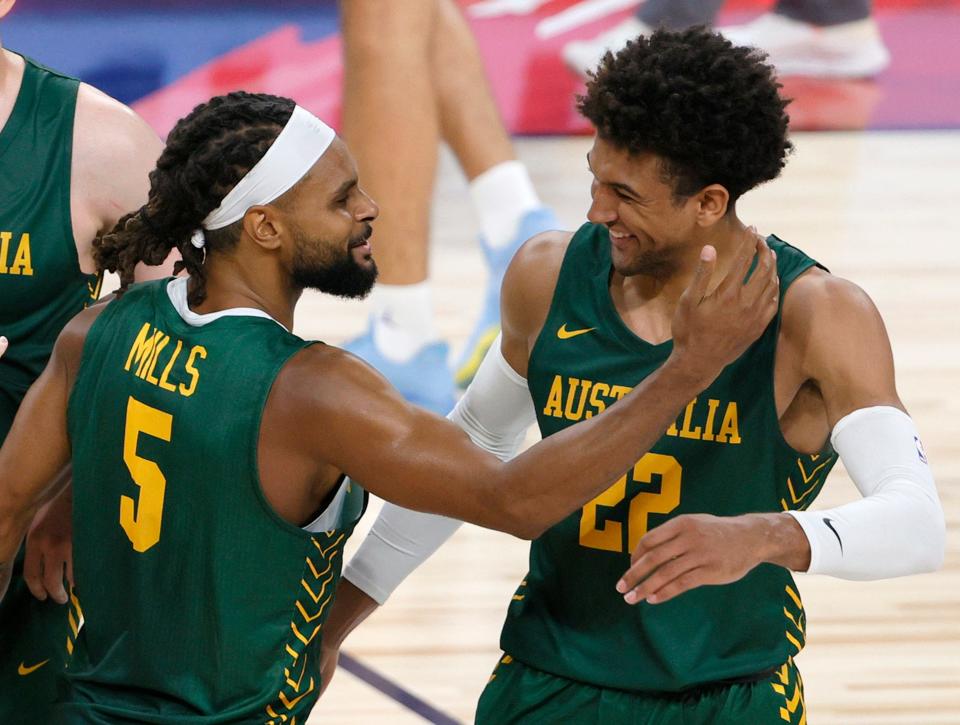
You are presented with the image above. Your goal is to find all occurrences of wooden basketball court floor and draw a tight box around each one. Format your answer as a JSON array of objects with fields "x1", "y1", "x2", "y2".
[{"x1": 254, "y1": 130, "x2": 958, "y2": 724}]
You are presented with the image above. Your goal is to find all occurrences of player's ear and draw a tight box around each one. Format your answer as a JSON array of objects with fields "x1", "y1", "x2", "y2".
[
  {"x1": 0, "y1": 0, "x2": 16, "y2": 21},
  {"x1": 242, "y1": 206, "x2": 284, "y2": 252},
  {"x1": 694, "y1": 184, "x2": 729, "y2": 227}
]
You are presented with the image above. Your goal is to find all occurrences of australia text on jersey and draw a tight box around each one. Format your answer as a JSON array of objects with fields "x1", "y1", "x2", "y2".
[
  {"x1": 542, "y1": 373, "x2": 742, "y2": 444},
  {"x1": 0, "y1": 231, "x2": 34, "y2": 276},
  {"x1": 124, "y1": 322, "x2": 206, "y2": 398}
]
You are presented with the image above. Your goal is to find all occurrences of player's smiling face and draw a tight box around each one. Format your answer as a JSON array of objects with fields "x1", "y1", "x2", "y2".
[{"x1": 586, "y1": 136, "x2": 704, "y2": 280}]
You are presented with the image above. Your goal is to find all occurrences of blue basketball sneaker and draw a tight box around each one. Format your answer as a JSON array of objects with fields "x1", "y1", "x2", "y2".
[
  {"x1": 453, "y1": 206, "x2": 561, "y2": 389},
  {"x1": 343, "y1": 327, "x2": 456, "y2": 416}
]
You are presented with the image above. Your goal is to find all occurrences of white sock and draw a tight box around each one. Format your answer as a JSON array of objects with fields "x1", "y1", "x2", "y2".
[
  {"x1": 469, "y1": 160, "x2": 541, "y2": 250},
  {"x1": 369, "y1": 281, "x2": 439, "y2": 363}
]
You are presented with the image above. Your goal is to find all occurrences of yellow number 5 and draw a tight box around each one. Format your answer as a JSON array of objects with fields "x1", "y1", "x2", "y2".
[
  {"x1": 579, "y1": 453, "x2": 682, "y2": 553},
  {"x1": 120, "y1": 396, "x2": 173, "y2": 552}
]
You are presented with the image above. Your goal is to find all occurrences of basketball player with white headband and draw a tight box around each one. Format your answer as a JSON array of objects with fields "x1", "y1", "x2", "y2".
[
  {"x1": 320, "y1": 30, "x2": 945, "y2": 723},
  {"x1": 1, "y1": 90, "x2": 781, "y2": 722}
]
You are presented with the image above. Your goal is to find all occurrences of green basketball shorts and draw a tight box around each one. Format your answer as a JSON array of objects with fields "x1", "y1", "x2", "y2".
[{"x1": 476, "y1": 654, "x2": 805, "y2": 725}]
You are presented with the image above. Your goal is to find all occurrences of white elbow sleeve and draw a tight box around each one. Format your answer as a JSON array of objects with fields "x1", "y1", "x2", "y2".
[
  {"x1": 343, "y1": 335, "x2": 538, "y2": 603},
  {"x1": 786, "y1": 406, "x2": 945, "y2": 580},
  {"x1": 342, "y1": 503, "x2": 463, "y2": 605}
]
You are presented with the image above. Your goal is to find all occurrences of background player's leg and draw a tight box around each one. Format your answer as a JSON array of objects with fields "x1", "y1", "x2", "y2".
[
  {"x1": 431, "y1": 0, "x2": 513, "y2": 182},
  {"x1": 431, "y1": 0, "x2": 557, "y2": 387},
  {"x1": 339, "y1": 0, "x2": 455, "y2": 414},
  {"x1": 341, "y1": 0, "x2": 437, "y2": 288}
]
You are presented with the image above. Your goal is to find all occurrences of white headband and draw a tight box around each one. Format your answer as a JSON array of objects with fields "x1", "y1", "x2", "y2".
[{"x1": 191, "y1": 105, "x2": 336, "y2": 249}]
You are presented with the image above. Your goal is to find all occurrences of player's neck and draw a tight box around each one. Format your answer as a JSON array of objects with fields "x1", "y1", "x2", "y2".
[
  {"x1": 192, "y1": 254, "x2": 301, "y2": 331},
  {"x1": 608, "y1": 216, "x2": 760, "y2": 343},
  {"x1": 616, "y1": 215, "x2": 754, "y2": 303},
  {"x1": 707, "y1": 215, "x2": 757, "y2": 283}
]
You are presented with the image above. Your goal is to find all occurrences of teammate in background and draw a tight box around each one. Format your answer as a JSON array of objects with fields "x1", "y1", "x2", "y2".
[
  {"x1": 320, "y1": 28, "x2": 944, "y2": 723},
  {"x1": 0, "y1": 0, "x2": 170, "y2": 716},
  {"x1": 0, "y1": 91, "x2": 777, "y2": 722},
  {"x1": 340, "y1": 0, "x2": 559, "y2": 412},
  {"x1": 564, "y1": 0, "x2": 890, "y2": 80}
]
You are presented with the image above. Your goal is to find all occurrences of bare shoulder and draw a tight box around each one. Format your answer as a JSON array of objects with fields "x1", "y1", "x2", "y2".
[
  {"x1": 271, "y1": 342, "x2": 400, "y2": 415},
  {"x1": 781, "y1": 267, "x2": 886, "y2": 341},
  {"x1": 75, "y1": 83, "x2": 162, "y2": 159},
  {"x1": 501, "y1": 230, "x2": 574, "y2": 344},
  {"x1": 73, "y1": 84, "x2": 163, "y2": 233},
  {"x1": 505, "y1": 230, "x2": 573, "y2": 291},
  {"x1": 780, "y1": 266, "x2": 899, "y2": 418}
]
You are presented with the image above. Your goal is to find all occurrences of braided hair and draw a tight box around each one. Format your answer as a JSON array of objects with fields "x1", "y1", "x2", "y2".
[{"x1": 94, "y1": 91, "x2": 296, "y2": 304}]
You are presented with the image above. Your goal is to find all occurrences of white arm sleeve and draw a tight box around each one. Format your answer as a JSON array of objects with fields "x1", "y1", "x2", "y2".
[
  {"x1": 786, "y1": 406, "x2": 945, "y2": 580},
  {"x1": 343, "y1": 335, "x2": 537, "y2": 604}
]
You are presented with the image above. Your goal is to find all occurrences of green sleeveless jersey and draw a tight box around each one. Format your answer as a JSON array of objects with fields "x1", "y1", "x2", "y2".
[
  {"x1": 501, "y1": 223, "x2": 836, "y2": 693},
  {"x1": 0, "y1": 54, "x2": 100, "y2": 417},
  {"x1": 62, "y1": 279, "x2": 366, "y2": 724},
  {"x1": 0, "y1": 54, "x2": 99, "y2": 722}
]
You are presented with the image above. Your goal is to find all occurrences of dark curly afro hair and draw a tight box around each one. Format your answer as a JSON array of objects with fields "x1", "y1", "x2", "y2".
[{"x1": 578, "y1": 26, "x2": 792, "y2": 205}]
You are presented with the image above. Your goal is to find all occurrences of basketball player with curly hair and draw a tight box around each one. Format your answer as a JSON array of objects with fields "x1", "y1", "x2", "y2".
[{"x1": 322, "y1": 28, "x2": 944, "y2": 724}]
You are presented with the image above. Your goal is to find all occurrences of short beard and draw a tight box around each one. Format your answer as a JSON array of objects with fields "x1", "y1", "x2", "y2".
[
  {"x1": 291, "y1": 225, "x2": 378, "y2": 299},
  {"x1": 615, "y1": 248, "x2": 680, "y2": 281}
]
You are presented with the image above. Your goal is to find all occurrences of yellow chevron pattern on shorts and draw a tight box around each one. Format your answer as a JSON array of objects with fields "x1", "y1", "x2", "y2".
[
  {"x1": 264, "y1": 531, "x2": 346, "y2": 725},
  {"x1": 770, "y1": 657, "x2": 806, "y2": 724},
  {"x1": 782, "y1": 584, "x2": 806, "y2": 655}
]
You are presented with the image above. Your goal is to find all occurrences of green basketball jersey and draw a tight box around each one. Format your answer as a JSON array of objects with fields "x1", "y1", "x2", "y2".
[
  {"x1": 0, "y1": 53, "x2": 97, "y2": 722},
  {"x1": 61, "y1": 279, "x2": 365, "y2": 723},
  {"x1": 0, "y1": 53, "x2": 100, "y2": 419},
  {"x1": 500, "y1": 223, "x2": 836, "y2": 693}
]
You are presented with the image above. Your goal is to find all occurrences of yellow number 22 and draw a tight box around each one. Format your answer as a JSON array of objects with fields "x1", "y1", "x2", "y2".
[
  {"x1": 120, "y1": 396, "x2": 173, "y2": 553},
  {"x1": 579, "y1": 453, "x2": 682, "y2": 554}
]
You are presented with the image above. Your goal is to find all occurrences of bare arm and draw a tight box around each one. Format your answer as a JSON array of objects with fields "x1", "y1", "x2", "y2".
[
  {"x1": 0, "y1": 306, "x2": 102, "y2": 601},
  {"x1": 618, "y1": 270, "x2": 935, "y2": 604},
  {"x1": 0, "y1": 309, "x2": 94, "y2": 600},
  {"x1": 319, "y1": 232, "x2": 567, "y2": 684}
]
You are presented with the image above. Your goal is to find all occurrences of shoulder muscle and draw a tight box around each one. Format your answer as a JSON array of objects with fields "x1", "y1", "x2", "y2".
[
  {"x1": 500, "y1": 230, "x2": 573, "y2": 376},
  {"x1": 781, "y1": 268, "x2": 902, "y2": 424},
  {"x1": 72, "y1": 84, "x2": 163, "y2": 238}
]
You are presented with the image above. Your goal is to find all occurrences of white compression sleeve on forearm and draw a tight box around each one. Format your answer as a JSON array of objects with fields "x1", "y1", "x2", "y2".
[
  {"x1": 343, "y1": 335, "x2": 537, "y2": 604},
  {"x1": 786, "y1": 406, "x2": 945, "y2": 580}
]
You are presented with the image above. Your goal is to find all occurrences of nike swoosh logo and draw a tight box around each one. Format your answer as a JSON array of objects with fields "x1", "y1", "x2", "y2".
[
  {"x1": 557, "y1": 324, "x2": 595, "y2": 340},
  {"x1": 823, "y1": 518, "x2": 843, "y2": 554},
  {"x1": 18, "y1": 660, "x2": 49, "y2": 676}
]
